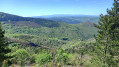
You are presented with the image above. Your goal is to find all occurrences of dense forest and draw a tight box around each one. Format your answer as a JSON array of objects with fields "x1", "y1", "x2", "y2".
[{"x1": 0, "y1": 0, "x2": 119, "y2": 67}]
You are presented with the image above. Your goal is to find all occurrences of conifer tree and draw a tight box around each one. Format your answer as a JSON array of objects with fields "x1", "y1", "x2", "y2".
[
  {"x1": 0, "y1": 22, "x2": 11, "y2": 66},
  {"x1": 94, "y1": 0, "x2": 119, "y2": 67}
]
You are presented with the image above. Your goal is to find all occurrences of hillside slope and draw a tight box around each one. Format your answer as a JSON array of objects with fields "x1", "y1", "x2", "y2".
[
  {"x1": 0, "y1": 12, "x2": 97, "y2": 47},
  {"x1": 0, "y1": 12, "x2": 60, "y2": 27},
  {"x1": 2, "y1": 21, "x2": 97, "y2": 41}
]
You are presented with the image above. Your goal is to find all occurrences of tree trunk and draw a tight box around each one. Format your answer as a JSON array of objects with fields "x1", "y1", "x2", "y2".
[{"x1": 103, "y1": 34, "x2": 109, "y2": 67}]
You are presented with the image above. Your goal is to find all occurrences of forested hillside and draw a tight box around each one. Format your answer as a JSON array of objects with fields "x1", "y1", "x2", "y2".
[
  {"x1": 0, "y1": 12, "x2": 97, "y2": 43},
  {"x1": 0, "y1": 12, "x2": 60, "y2": 27},
  {"x1": 0, "y1": 0, "x2": 119, "y2": 67},
  {"x1": 0, "y1": 12, "x2": 98, "y2": 66}
]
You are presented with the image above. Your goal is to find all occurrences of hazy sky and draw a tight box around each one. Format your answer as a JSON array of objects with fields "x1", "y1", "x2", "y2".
[{"x1": 0, "y1": 0, "x2": 114, "y2": 17}]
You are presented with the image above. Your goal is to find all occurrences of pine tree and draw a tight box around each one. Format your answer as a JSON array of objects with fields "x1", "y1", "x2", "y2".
[
  {"x1": 94, "y1": 0, "x2": 119, "y2": 67},
  {"x1": 0, "y1": 22, "x2": 11, "y2": 66}
]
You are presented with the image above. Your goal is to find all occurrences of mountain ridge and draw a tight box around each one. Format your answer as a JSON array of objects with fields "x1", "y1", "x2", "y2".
[
  {"x1": 0, "y1": 12, "x2": 61, "y2": 27},
  {"x1": 33, "y1": 14, "x2": 99, "y2": 24}
]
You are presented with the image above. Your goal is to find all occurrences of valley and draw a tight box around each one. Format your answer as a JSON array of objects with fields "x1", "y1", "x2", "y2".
[
  {"x1": 0, "y1": 0, "x2": 119, "y2": 66},
  {"x1": 0, "y1": 12, "x2": 98, "y2": 67},
  {"x1": 1, "y1": 12, "x2": 98, "y2": 48}
]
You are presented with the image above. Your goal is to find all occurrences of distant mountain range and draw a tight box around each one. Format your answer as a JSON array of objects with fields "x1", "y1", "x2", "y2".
[
  {"x1": 33, "y1": 14, "x2": 99, "y2": 24},
  {"x1": 34, "y1": 14, "x2": 99, "y2": 18}
]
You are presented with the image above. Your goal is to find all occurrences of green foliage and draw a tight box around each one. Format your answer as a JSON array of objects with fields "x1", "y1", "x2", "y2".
[
  {"x1": 35, "y1": 53, "x2": 52, "y2": 65},
  {"x1": 55, "y1": 49, "x2": 69, "y2": 65},
  {"x1": 0, "y1": 22, "x2": 11, "y2": 66},
  {"x1": 93, "y1": 0, "x2": 119, "y2": 67},
  {"x1": 12, "y1": 49, "x2": 31, "y2": 66},
  {"x1": 2, "y1": 21, "x2": 97, "y2": 41}
]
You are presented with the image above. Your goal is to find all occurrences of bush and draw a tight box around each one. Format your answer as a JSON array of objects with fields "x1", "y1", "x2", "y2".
[
  {"x1": 35, "y1": 53, "x2": 52, "y2": 66},
  {"x1": 13, "y1": 49, "x2": 31, "y2": 66}
]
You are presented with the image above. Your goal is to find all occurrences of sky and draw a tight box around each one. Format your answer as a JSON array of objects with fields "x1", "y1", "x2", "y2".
[{"x1": 0, "y1": 0, "x2": 114, "y2": 17}]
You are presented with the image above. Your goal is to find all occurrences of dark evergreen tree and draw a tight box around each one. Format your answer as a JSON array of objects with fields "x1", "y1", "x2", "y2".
[
  {"x1": 94, "y1": 0, "x2": 119, "y2": 67},
  {"x1": 0, "y1": 22, "x2": 11, "y2": 66}
]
